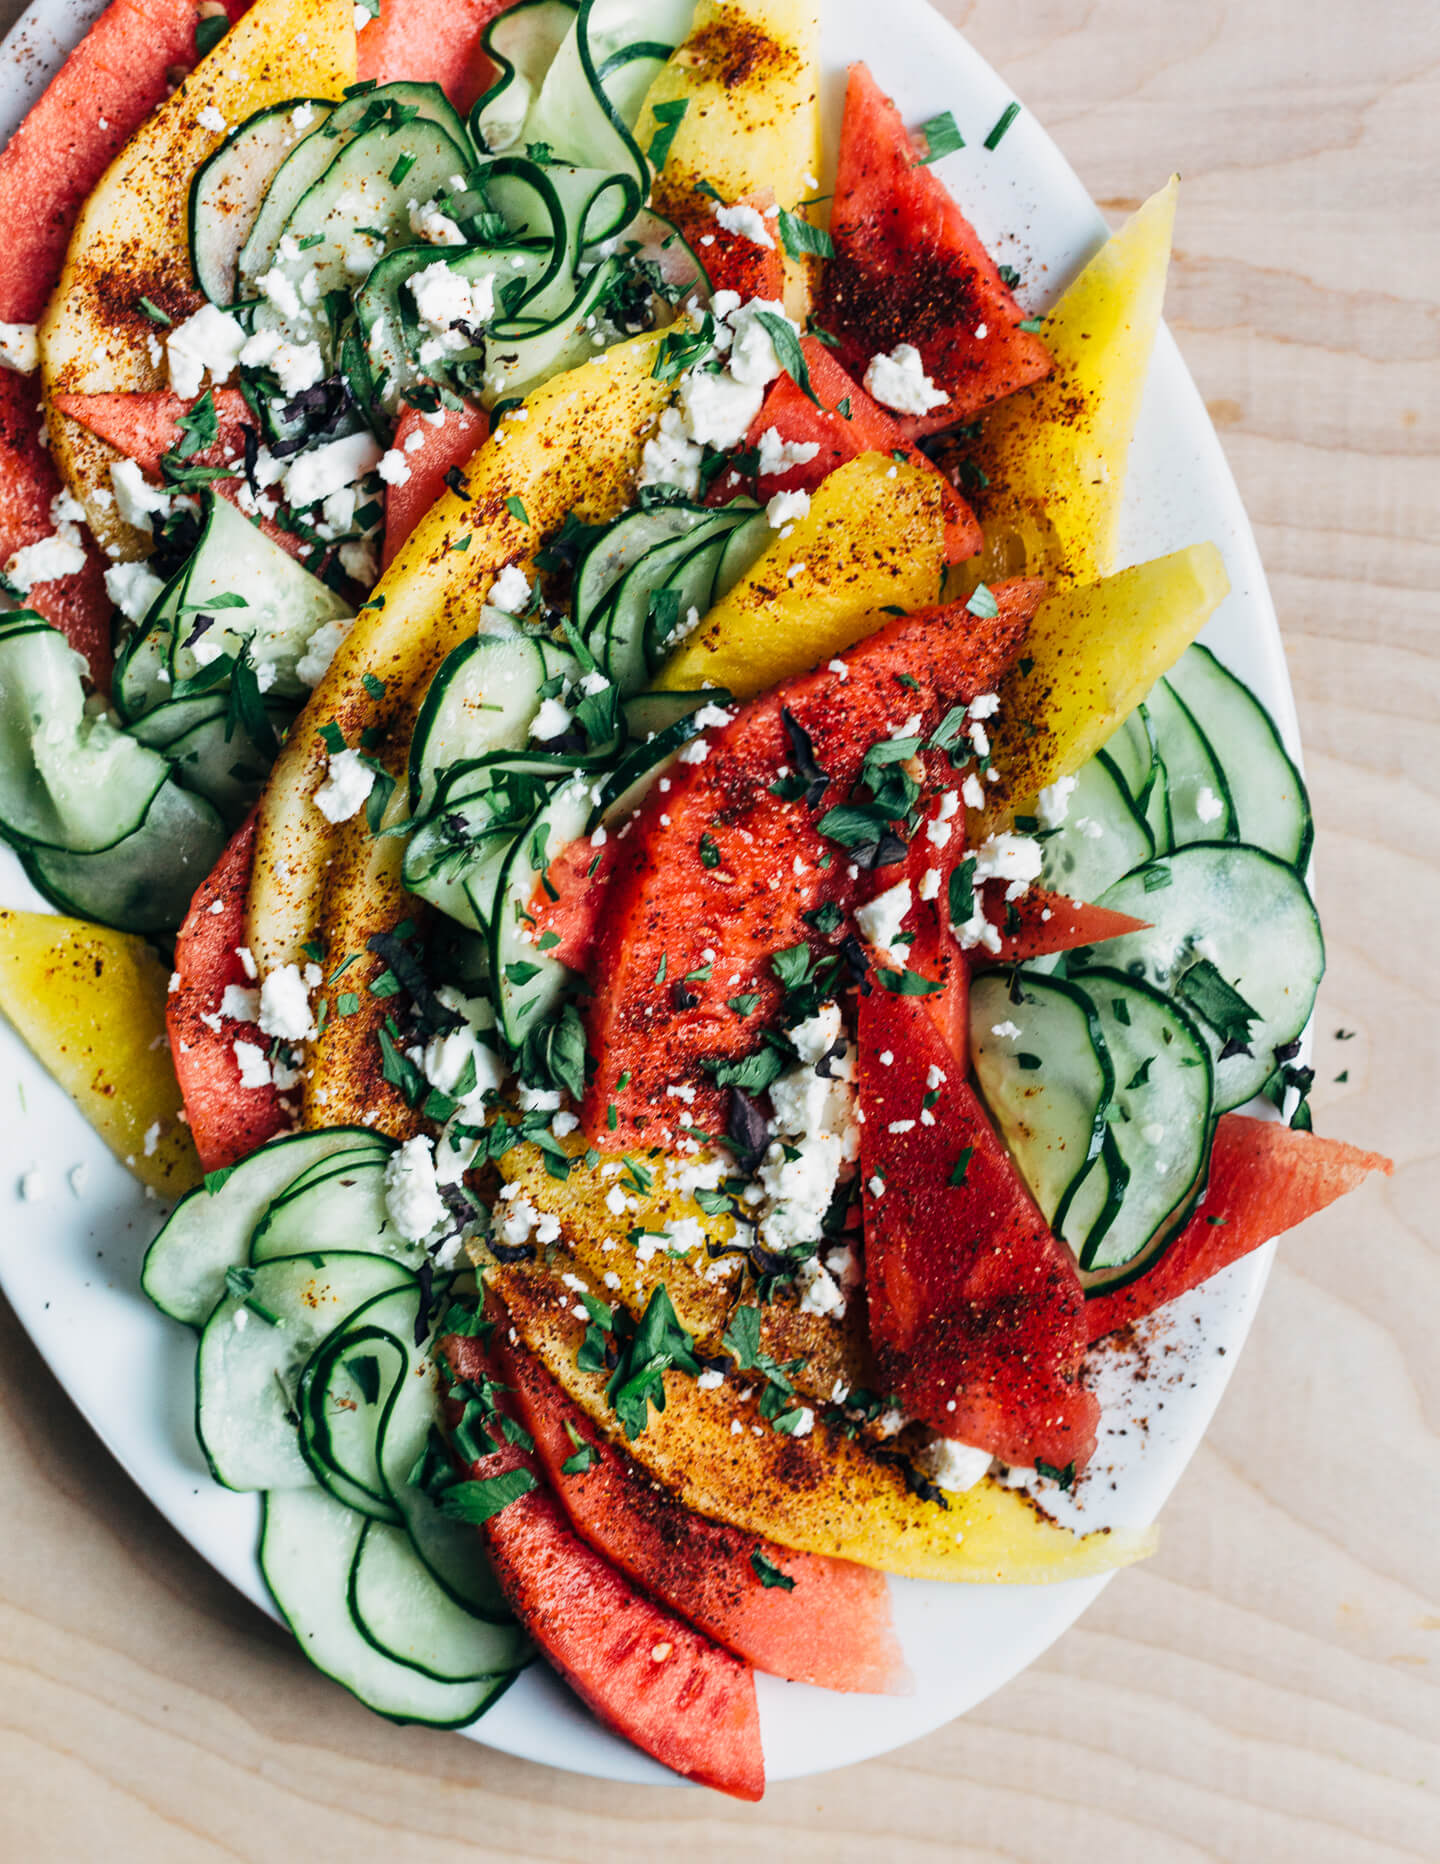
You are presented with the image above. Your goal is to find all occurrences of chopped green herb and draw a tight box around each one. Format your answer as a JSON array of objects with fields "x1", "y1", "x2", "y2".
[
  {"x1": 438, "y1": 1468, "x2": 538, "y2": 1524},
  {"x1": 983, "y1": 100, "x2": 1021, "y2": 149},
  {"x1": 776, "y1": 207, "x2": 834, "y2": 260},
  {"x1": 646, "y1": 96, "x2": 689, "y2": 171},
  {"x1": 918, "y1": 109, "x2": 964, "y2": 162},
  {"x1": 505, "y1": 494, "x2": 529, "y2": 524}
]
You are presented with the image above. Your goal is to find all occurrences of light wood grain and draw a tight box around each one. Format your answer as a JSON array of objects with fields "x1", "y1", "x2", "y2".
[{"x1": 0, "y1": 2, "x2": 1435, "y2": 1858}]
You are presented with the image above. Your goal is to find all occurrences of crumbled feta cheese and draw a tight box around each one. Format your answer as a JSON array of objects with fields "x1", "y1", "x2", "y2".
[
  {"x1": 755, "y1": 424, "x2": 821, "y2": 477},
  {"x1": 863, "y1": 342, "x2": 950, "y2": 416},
  {"x1": 968, "y1": 691, "x2": 1000, "y2": 721},
  {"x1": 795, "y1": 1255, "x2": 846, "y2": 1319},
  {"x1": 765, "y1": 487, "x2": 810, "y2": 529},
  {"x1": 233, "y1": 1039, "x2": 272, "y2": 1090},
  {"x1": 166, "y1": 302, "x2": 245, "y2": 399},
  {"x1": 103, "y1": 559, "x2": 163, "y2": 623},
  {"x1": 313, "y1": 746, "x2": 376, "y2": 823},
  {"x1": 384, "y1": 1135, "x2": 447, "y2": 1242},
  {"x1": 961, "y1": 770, "x2": 987, "y2": 810},
  {"x1": 487, "y1": 562, "x2": 531, "y2": 616},
  {"x1": 377, "y1": 447, "x2": 411, "y2": 487},
  {"x1": 917, "y1": 866, "x2": 942, "y2": 903},
  {"x1": 1195, "y1": 785, "x2": 1225, "y2": 824},
  {"x1": 713, "y1": 200, "x2": 774, "y2": 248},
  {"x1": 676, "y1": 366, "x2": 763, "y2": 448},
  {"x1": 1036, "y1": 772, "x2": 1078, "y2": 830},
  {"x1": 638, "y1": 405, "x2": 704, "y2": 497},
  {"x1": 990, "y1": 1020, "x2": 1022, "y2": 1041},
  {"x1": 855, "y1": 878, "x2": 912, "y2": 964},
  {"x1": 758, "y1": 1131, "x2": 845, "y2": 1252},
  {"x1": 408, "y1": 197, "x2": 465, "y2": 246},
  {"x1": 972, "y1": 831, "x2": 1043, "y2": 897},
  {"x1": 258, "y1": 963, "x2": 316, "y2": 1042},
  {"x1": 697, "y1": 1367, "x2": 725, "y2": 1392},
  {"x1": 725, "y1": 298, "x2": 792, "y2": 387},
  {"x1": 197, "y1": 104, "x2": 227, "y2": 134},
  {"x1": 915, "y1": 1435, "x2": 993, "y2": 1493},
  {"x1": 409, "y1": 260, "x2": 494, "y2": 351},
  {"x1": 788, "y1": 1406, "x2": 815, "y2": 1437},
  {"x1": 219, "y1": 983, "x2": 259, "y2": 1023},
  {"x1": 677, "y1": 736, "x2": 710, "y2": 765},
  {"x1": 0, "y1": 322, "x2": 38, "y2": 374},
  {"x1": 283, "y1": 431, "x2": 383, "y2": 509},
  {"x1": 109, "y1": 458, "x2": 174, "y2": 534},
  {"x1": 238, "y1": 325, "x2": 324, "y2": 395},
  {"x1": 254, "y1": 264, "x2": 304, "y2": 321},
  {"x1": 338, "y1": 538, "x2": 378, "y2": 585},
  {"x1": 529, "y1": 696, "x2": 572, "y2": 741},
  {"x1": 5, "y1": 526, "x2": 86, "y2": 590},
  {"x1": 291, "y1": 103, "x2": 316, "y2": 130},
  {"x1": 295, "y1": 615, "x2": 353, "y2": 688}
]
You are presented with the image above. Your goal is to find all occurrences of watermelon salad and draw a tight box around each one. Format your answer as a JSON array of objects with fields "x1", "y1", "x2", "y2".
[{"x1": 0, "y1": 0, "x2": 1392, "y2": 1801}]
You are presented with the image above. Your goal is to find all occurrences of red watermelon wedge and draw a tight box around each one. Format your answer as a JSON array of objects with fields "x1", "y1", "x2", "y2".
[
  {"x1": 976, "y1": 887, "x2": 1150, "y2": 965},
  {"x1": 51, "y1": 386, "x2": 255, "y2": 475},
  {"x1": 527, "y1": 830, "x2": 617, "y2": 974},
  {"x1": 381, "y1": 399, "x2": 489, "y2": 568},
  {"x1": 818, "y1": 63, "x2": 1052, "y2": 434},
  {"x1": 357, "y1": 0, "x2": 510, "y2": 114},
  {"x1": 1085, "y1": 1115, "x2": 1393, "y2": 1342},
  {"x1": 491, "y1": 1313, "x2": 907, "y2": 1695},
  {"x1": 52, "y1": 387, "x2": 317, "y2": 565},
  {"x1": 442, "y1": 1332, "x2": 765, "y2": 1800},
  {"x1": 0, "y1": 372, "x2": 113, "y2": 684},
  {"x1": 859, "y1": 983, "x2": 1099, "y2": 1470},
  {"x1": 715, "y1": 336, "x2": 982, "y2": 563},
  {"x1": 581, "y1": 580, "x2": 1044, "y2": 1147},
  {"x1": 166, "y1": 811, "x2": 291, "y2": 1172},
  {"x1": 0, "y1": 0, "x2": 249, "y2": 325}
]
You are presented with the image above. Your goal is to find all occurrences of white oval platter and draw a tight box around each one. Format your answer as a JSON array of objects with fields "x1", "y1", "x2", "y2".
[{"x1": 0, "y1": 0, "x2": 1295, "y2": 1789}]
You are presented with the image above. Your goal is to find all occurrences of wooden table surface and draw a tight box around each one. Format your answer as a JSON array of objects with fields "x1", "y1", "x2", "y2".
[{"x1": 1, "y1": 1, "x2": 1435, "y2": 1858}]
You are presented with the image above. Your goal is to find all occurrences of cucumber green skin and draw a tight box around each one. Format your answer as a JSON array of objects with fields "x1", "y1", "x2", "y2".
[
  {"x1": 1145, "y1": 676, "x2": 1238, "y2": 847},
  {"x1": 237, "y1": 81, "x2": 476, "y2": 287},
  {"x1": 194, "y1": 1254, "x2": 417, "y2": 1494},
  {"x1": 189, "y1": 98, "x2": 337, "y2": 307},
  {"x1": 1067, "y1": 966, "x2": 1216, "y2": 1283},
  {"x1": 407, "y1": 633, "x2": 575, "y2": 814},
  {"x1": 259, "y1": 1490, "x2": 516, "y2": 1729},
  {"x1": 0, "y1": 622, "x2": 170, "y2": 855},
  {"x1": 1086, "y1": 842, "x2": 1324, "y2": 1116},
  {"x1": 299, "y1": 1321, "x2": 410, "y2": 1522},
  {"x1": 970, "y1": 969, "x2": 1116, "y2": 1235},
  {"x1": 347, "y1": 1520, "x2": 528, "y2": 1680},
  {"x1": 22, "y1": 783, "x2": 227, "y2": 935},
  {"x1": 488, "y1": 776, "x2": 593, "y2": 1045},
  {"x1": 142, "y1": 1128, "x2": 388, "y2": 1328},
  {"x1": 1167, "y1": 643, "x2": 1314, "y2": 872}
]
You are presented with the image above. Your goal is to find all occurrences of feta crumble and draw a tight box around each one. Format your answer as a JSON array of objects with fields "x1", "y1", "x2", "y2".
[
  {"x1": 713, "y1": 200, "x2": 774, "y2": 249},
  {"x1": 313, "y1": 746, "x2": 376, "y2": 824},
  {"x1": 384, "y1": 1135, "x2": 448, "y2": 1242},
  {"x1": 258, "y1": 963, "x2": 316, "y2": 1043},
  {"x1": 863, "y1": 342, "x2": 950, "y2": 416}
]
